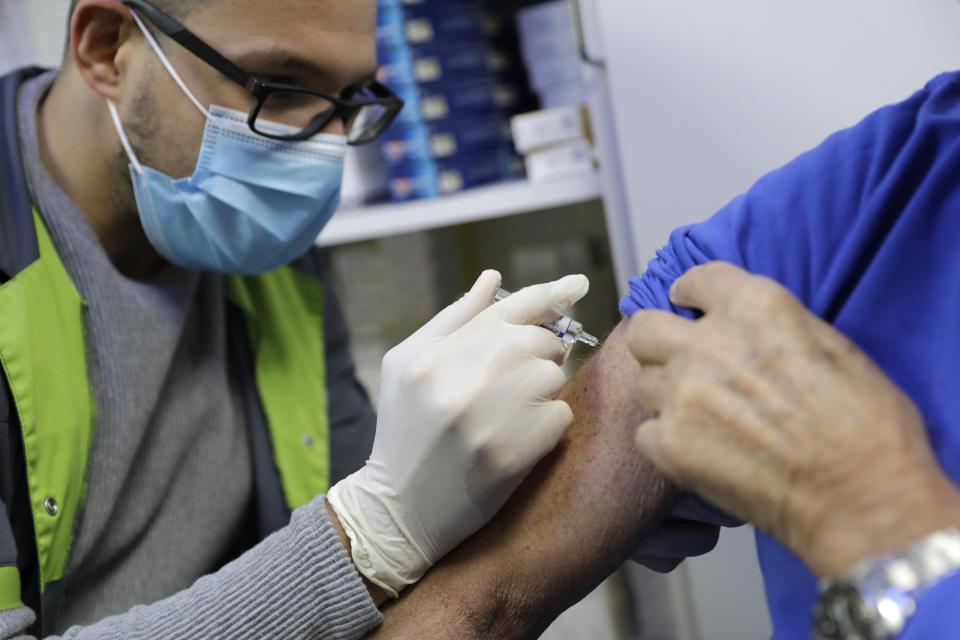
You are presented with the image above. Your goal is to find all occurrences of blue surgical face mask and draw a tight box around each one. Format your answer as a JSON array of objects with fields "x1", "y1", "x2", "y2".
[{"x1": 106, "y1": 11, "x2": 347, "y2": 275}]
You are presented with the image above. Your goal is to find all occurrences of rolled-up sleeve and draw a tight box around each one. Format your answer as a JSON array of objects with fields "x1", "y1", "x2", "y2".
[{"x1": 618, "y1": 71, "x2": 941, "y2": 323}]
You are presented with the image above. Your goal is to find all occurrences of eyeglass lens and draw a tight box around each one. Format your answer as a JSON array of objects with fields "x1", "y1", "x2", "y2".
[{"x1": 252, "y1": 88, "x2": 393, "y2": 143}]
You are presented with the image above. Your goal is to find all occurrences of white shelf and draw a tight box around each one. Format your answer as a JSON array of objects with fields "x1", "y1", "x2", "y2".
[{"x1": 318, "y1": 171, "x2": 602, "y2": 247}]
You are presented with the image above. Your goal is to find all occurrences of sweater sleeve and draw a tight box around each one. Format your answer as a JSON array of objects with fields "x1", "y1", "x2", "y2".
[{"x1": 0, "y1": 497, "x2": 381, "y2": 640}]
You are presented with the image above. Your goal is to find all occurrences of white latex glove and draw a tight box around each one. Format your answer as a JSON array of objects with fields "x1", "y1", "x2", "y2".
[{"x1": 328, "y1": 270, "x2": 589, "y2": 596}]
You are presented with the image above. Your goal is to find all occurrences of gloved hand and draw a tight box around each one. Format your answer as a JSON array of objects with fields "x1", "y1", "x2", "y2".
[
  {"x1": 630, "y1": 494, "x2": 743, "y2": 572},
  {"x1": 328, "y1": 270, "x2": 589, "y2": 596}
]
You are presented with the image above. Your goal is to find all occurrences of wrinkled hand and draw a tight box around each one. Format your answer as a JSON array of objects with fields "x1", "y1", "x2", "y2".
[
  {"x1": 329, "y1": 270, "x2": 589, "y2": 596},
  {"x1": 625, "y1": 262, "x2": 960, "y2": 576}
]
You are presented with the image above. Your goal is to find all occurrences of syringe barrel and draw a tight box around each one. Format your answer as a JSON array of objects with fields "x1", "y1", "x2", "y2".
[
  {"x1": 544, "y1": 316, "x2": 583, "y2": 344},
  {"x1": 494, "y1": 288, "x2": 582, "y2": 344}
]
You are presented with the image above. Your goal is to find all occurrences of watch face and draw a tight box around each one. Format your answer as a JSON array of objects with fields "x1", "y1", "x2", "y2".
[{"x1": 815, "y1": 583, "x2": 874, "y2": 640}]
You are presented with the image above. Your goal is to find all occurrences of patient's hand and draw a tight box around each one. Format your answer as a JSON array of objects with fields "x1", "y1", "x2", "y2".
[{"x1": 366, "y1": 322, "x2": 678, "y2": 639}]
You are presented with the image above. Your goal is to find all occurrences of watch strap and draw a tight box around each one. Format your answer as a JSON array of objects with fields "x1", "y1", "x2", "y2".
[{"x1": 815, "y1": 528, "x2": 960, "y2": 640}]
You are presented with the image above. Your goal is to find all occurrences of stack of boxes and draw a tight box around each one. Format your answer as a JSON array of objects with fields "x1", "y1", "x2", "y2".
[
  {"x1": 517, "y1": 0, "x2": 587, "y2": 108},
  {"x1": 510, "y1": 1, "x2": 594, "y2": 183},
  {"x1": 376, "y1": 0, "x2": 538, "y2": 201},
  {"x1": 511, "y1": 104, "x2": 594, "y2": 183}
]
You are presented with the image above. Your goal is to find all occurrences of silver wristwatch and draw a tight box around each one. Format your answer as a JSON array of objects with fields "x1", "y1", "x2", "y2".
[{"x1": 814, "y1": 528, "x2": 960, "y2": 640}]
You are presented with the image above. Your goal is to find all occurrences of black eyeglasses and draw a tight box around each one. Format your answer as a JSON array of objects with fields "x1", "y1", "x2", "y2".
[{"x1": 120, "y1": 0, "x2": 404, "y2": 144}]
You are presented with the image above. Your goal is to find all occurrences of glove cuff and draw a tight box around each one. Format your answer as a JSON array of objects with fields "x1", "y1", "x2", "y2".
[{"x1": 327, "y1": 464, "x2": 433, "y2": 598}]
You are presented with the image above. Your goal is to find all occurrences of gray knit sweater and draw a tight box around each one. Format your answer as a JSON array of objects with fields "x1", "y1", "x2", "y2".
[{"x1": 3, "y1": 71, "x2": 382, "y2": 639}]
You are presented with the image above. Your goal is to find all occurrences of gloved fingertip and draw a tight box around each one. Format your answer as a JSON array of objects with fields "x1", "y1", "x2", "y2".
[
  {"x1": 471, "y1": 269, "x2": 502, "y2": 295},
  {"x1": 551, "y1": 274, "x2": 590, "y2": 307},
  {"x1": 425, "y1": 270, "x2": 504, "y2": 337},
  {"x1": 531, "y1": 400, "x2": 574, "y2": 456}
]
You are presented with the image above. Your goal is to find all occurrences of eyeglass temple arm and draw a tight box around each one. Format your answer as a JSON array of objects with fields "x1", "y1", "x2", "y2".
[{"x1": 121, "y1": 0, "x2": 253, "y2": 89}]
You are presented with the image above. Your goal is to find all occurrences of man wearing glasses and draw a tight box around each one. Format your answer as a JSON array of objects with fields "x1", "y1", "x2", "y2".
[
  {"x1": 5, "y1": 0, "x2": 958, "y2": 638},
  {"x1": 0, "y1": 0, "x2": 601, "y2": 637}
]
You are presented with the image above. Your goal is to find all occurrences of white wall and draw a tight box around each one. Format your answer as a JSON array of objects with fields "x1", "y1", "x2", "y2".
[
  {"x1": 596, "y1": 0, "x2": 960, "y2": 272},
  {"x1": 589, "y1": 1, "x2": 960, "y2": 638},
  {"x1": 0, "y1": 0, "x2": 70, "y2": 75}
]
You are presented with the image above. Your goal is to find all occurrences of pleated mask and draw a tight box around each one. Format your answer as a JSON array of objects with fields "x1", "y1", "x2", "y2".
[{"x1": 106, "y1": 11, "x2": 346, "y2": 275}]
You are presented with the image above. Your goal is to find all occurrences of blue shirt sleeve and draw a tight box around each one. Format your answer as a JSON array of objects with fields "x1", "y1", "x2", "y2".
[
  {"x1": 618, "y1": 70, "x2": 960, "y2": 636},
  {"x1": 899, "y1": 570, "x2": 960, "y2": 638},
  {"x1": 620, "y1": 72, "x2": 960, "y2": 323}
]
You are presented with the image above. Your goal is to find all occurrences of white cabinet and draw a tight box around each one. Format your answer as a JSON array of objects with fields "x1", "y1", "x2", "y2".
[{"x1": 319, "y1": 170, "x2": 602, "y2": 246}]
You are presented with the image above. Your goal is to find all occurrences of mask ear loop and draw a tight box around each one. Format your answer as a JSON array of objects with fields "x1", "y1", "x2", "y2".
[
  {"x1": 127, "y1": 8, "x2": 211, "y2": 120},
  {"x1": 108, "y1": 9, "x2": 217, "y2": 177},
  {"x1": 107, "y1": 98, "x2": 145, "y2": 177}
]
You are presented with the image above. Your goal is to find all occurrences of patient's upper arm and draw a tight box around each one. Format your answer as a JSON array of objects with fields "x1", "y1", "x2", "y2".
[{"x1": 368, "y1": 321, "x2": 677, "y2": 639}]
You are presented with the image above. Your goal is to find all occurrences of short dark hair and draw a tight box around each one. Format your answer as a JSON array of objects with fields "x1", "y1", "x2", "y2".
[
  {"x1": 65, "y1": 0, "x2": 209, "y2": 62},
  {"x1": 68, "y1": 0, "x2": 202, "y2": 21}
]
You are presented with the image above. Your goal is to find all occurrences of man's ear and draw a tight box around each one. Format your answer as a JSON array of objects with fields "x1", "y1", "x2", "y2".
[{"x1": 70, "y1": 0, "x2": 138, "y2": 100}]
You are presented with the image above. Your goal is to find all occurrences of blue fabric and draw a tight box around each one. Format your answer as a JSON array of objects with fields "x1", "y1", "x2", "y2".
[{"x1": 620, "y1": 70, "x2": 960, "y2": 639}]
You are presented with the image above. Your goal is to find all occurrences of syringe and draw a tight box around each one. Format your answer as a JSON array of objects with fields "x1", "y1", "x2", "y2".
[{"x1": 494, "y1": 288, "x2": 601, "y2": 348}]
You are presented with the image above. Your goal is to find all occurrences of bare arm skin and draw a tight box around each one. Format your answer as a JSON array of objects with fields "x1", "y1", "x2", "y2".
[{"x1": 367, "y1": 322, "x2": 678, "y2": 639}]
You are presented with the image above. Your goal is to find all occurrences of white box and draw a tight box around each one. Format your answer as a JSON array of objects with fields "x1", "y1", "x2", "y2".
[
  {"x1": 511, "y1": 106, "x2": 589, "y2": 154},
  {"x1": 525, "y1": 138, "x2": 595, "y2": 183},
  {"x1": 518, "y1": 0, "x2": 575, "y2": 42},
  {"x1": 527, "y1": 57, "x2": 584, "y2": 93},
  {"x1": 537, "y1": 81, "x2": 589, "y2": 109},
  {"x1": 520, "y1": 31, "x2": 580, "y2": 72}
]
